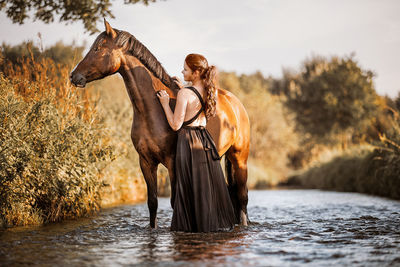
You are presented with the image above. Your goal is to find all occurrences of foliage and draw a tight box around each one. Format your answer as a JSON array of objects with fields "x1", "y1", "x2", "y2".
[
  {"x1": 0, "y1": 50, "x2": 113, "y2": 228},
  {"x1": 0, "y1": 0, "x2": 160, "y2": 33},
  {"x1": 277, "y1": 54, "x2": 379, "y2": 144}
]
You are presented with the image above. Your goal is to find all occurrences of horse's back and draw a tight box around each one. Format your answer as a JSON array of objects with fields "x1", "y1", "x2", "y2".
[{"x1": 207, "y1": 88, "x2": 250, "y2": 156}]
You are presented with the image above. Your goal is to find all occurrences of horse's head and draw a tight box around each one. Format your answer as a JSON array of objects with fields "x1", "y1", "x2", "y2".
[{"x1": 70, "y1": 19, "x2": 123, "y2": 87}]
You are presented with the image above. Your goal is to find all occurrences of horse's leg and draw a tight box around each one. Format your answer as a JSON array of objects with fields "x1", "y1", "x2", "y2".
[
  {"x1": 226, "y1": 157, "x2": 240, "y2": 224},
  {"x1": 227, "y1": 150, "x2": 249, "y2": 226},
  {"x1": 139, "y1": 156, "x2": 158, "y2": 228},
  {"x1": 165, "y1": 158, "x2": 176, "y2": 208}
]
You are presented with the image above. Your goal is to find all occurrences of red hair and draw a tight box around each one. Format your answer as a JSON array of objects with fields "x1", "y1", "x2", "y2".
[{"x1": 185, "y1": 53, "x2": 217, "y2": 119}]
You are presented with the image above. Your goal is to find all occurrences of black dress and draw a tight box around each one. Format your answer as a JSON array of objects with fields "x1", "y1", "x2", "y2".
[{"x1": 171, "y1": 86, "x2": 236, "y2": 232}]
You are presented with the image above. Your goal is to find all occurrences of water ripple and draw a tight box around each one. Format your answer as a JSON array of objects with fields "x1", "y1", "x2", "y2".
[{"x1": 1, "y1": 190, "x2": 399, "y2": 266}]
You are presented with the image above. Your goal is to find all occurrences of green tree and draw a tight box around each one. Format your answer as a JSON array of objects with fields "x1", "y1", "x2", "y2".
[
  {"x1": 0, "y1": 0, "x2": 159, "y2": 33},
  {"x1": 281, "y1": 54, "x2": 378, "y2": 143}
]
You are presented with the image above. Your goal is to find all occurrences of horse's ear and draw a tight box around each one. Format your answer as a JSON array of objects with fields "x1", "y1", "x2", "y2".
[{"x1": 104, "y1": 18, "x2": 117, "y2": 39}]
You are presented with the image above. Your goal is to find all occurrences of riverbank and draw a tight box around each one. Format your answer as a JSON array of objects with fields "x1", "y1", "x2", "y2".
[{"x1": 282, "y1": 144, "x2": 400, "y2": 200}]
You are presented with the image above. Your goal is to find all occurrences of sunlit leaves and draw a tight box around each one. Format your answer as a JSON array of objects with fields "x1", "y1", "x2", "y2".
[{"x1": 0, "y1": 0, "x2": 161, "y2": 33}]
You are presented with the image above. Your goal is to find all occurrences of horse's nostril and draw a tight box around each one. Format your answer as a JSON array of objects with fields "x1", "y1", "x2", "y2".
[{"x1": 69, "y1": 72, "x2": 86, "y2": 87}]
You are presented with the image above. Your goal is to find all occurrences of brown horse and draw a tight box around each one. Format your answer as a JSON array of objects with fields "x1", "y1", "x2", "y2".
[{"x1": 70, "y1": 19, "x2": 250, "y2": 228}]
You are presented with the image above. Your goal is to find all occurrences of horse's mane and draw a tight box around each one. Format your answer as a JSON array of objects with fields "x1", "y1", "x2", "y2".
[{"x1": 113, "y1": 30, "x2": 176, "y2": 89}]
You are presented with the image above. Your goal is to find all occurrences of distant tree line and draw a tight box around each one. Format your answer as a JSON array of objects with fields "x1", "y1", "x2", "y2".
[{"x1": 0, "y1": 41, "x2": 84, "y2": 68}]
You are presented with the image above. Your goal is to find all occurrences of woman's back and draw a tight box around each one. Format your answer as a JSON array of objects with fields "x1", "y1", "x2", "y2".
[{"x1": 182, "y1": 87, "x2": 207, "y2": 127}]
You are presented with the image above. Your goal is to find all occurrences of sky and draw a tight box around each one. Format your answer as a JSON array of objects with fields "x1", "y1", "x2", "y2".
[{"x1": 0, "y1": 0, "x2": 399, "y2": 97}]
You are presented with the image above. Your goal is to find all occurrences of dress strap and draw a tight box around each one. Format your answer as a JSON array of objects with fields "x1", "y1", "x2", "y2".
[{"x1": 182, "y1": 86, "x2": 206, "y2": 126}]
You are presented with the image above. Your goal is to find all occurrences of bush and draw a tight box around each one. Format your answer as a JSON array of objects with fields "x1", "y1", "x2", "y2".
[
  {"x1": 287, "y1": 139, "x2": 400, "y2": 199},
  {"x1": 0, "y1": 54, "x2": 113, "y2": 227},
  {"x1": 367, "y1": 112, "x2": 400, "y2": 198}
]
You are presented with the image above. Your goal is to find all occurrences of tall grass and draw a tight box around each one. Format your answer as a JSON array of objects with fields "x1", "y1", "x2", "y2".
[{"x1": 0, "y1": 53, "x2": 113, "y2": 228}]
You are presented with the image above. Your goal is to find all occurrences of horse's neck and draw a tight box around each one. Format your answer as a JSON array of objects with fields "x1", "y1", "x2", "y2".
[
  {"x1": 119, "y1": 66, "x2": 144, "y2": 112},
  {"x1": 118, "y1": 62, "x2": 166, "y2": 125}
]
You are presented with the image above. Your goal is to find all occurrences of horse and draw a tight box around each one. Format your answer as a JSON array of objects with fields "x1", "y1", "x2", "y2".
[{"x1": 70, "y1": 19, "x2": 250, "y2": 228}]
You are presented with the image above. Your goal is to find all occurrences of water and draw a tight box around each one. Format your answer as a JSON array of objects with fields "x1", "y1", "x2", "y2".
[{"x1": 1, "y1": 190, "x2": 400, "y2": 266}]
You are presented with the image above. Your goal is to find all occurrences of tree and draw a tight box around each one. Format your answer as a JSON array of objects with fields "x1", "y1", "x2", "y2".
[
  {"x1": 281, "y1": 54, "x2": 378, "y2": 143},
  {"x1": 0, "y1": 0, "x2": 159, "y2": 33}
]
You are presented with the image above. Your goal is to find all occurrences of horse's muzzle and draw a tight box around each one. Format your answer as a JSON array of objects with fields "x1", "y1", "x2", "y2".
[{"x1": 70, "y1": 72, "x2": 87, "y2": 88}]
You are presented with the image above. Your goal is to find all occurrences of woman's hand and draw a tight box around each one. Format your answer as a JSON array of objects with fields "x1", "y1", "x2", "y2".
[
  {"x1": 157, "y1": 90, "x2": 170, "y2": 106},
  {"x1": 172, "y1": 76, "x2": 184, "y2": 88}
]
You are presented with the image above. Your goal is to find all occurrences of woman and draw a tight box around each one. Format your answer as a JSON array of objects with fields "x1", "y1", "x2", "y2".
[{"x1": 157, "y1": 53, "x2": 236, "y2": 232}]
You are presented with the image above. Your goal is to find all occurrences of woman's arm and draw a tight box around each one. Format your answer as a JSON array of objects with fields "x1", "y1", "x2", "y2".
[{"x1": 157, "y1": 89, "x2": 188, "y2": 131}]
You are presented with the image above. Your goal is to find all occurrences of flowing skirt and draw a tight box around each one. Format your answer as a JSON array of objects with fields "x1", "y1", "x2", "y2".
[{"x1": 171, "y1": 126, "x2": 236, "y2": 232}]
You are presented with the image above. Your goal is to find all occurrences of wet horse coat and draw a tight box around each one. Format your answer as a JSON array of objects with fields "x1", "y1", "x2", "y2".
[{"x1": 70, "y1": 20, "x2": 250, "y2": 228}]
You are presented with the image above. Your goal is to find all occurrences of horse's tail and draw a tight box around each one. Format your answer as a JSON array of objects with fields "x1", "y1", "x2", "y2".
[{"x1": 225, "y1": 156, "x2": 241, "y2": 224}]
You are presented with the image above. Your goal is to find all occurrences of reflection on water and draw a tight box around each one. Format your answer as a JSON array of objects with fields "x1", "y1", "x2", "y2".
[{"x1": 1, "y1": 190, "x2": 400, "y2": 266}]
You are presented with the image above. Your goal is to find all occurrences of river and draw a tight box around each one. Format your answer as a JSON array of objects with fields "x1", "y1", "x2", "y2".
[{"x1": 1, "y1": 190, "x2": 400, "y2": 266}]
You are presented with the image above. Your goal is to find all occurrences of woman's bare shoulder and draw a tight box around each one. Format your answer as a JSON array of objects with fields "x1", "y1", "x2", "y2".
[
  {"x1": 176, "y1": 87, "x2": 193, "y2": 101},
  {"x1": 178, "y1": 87, "x2": 194, "y2": 96}
]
